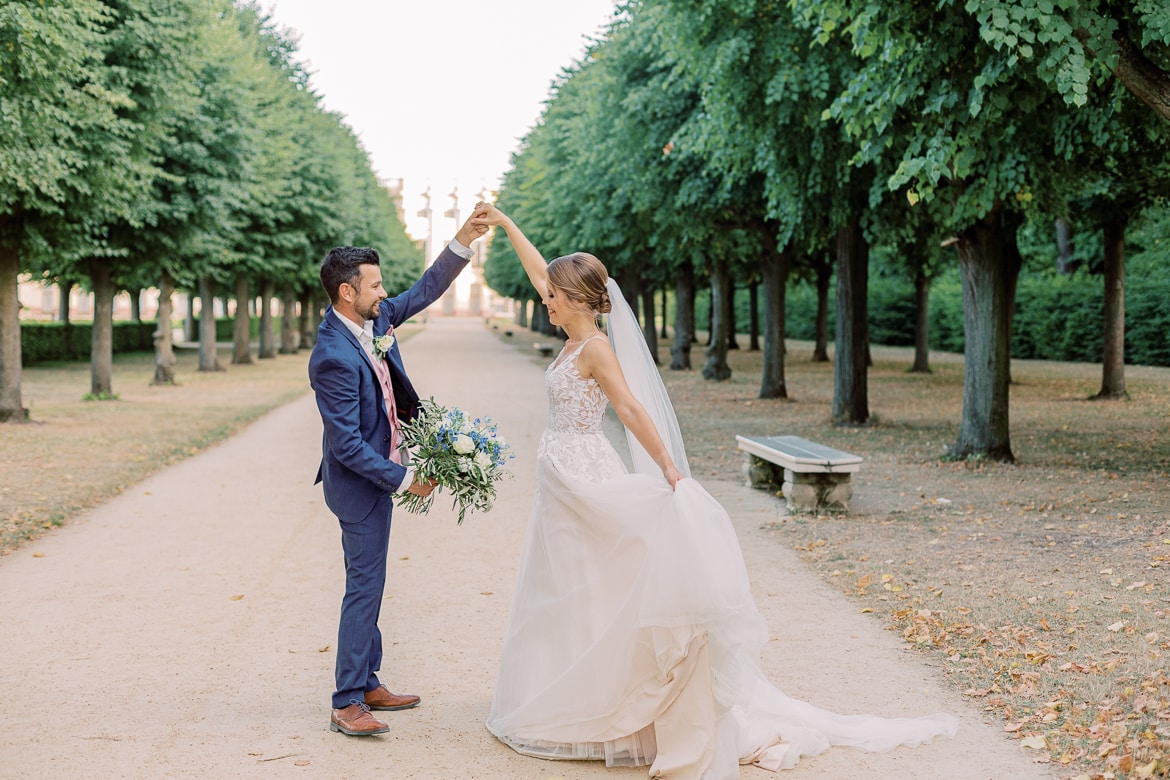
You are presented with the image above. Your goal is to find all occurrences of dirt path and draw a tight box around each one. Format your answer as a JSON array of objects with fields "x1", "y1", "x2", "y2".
[{"x1": 0, "y1": 319, "x2": 1060, "y2": 779}]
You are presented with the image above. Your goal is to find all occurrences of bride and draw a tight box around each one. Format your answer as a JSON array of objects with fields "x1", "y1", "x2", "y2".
[{"x1": 472, "y1": 203, "x2": 958, "y2": 779}]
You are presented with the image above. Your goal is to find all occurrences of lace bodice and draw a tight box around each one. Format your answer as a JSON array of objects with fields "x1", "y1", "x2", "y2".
[
  {"x1": 538, "y1": 336, "x2": 627, "y2": 483},
  {"x1": 545, "y1": 337, "x2": 609, "y2": 434}
]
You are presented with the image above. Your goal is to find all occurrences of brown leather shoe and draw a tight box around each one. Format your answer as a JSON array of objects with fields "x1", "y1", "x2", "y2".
[
  {"x1": 329, "y1": 702, "x2": 389, "y2": 736},
  {"x1": 364, "y1": 685, "x2": 421, "y2": 711}
]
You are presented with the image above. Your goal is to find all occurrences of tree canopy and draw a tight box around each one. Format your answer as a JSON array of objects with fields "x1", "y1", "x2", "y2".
[
  {"x1": 484, "y1": 0, "x2": 1170, "y2": 460},
  {"x1": 0, "y1": 0, "x2": 419, "y2": 419}
]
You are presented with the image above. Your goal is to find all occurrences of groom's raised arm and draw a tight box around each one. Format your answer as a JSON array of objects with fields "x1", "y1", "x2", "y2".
[{"x1": 380, "y1": 212, "x2": 486, "y2": 325}]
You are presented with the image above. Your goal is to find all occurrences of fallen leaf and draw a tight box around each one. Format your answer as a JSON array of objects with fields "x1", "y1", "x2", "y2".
[
  {"x1": 230, "y1": 594, "x2": 245, "y2": 601},
  {"x1": 32, "y1": 552, "x2": 44, "y2": 558},
  {"x1": 294, "y1": 760, "x2": 310, "y2": 767},
  {"x1": 1134, "y1": 760, "x2": 1159, "y2": 778},
  {"x1": 318, "y1": 645, "x2": 331, "y2": 653},
  {"x1": 860, "y1": 607, "x2": 874, "y2": 613},
  {"x1": 1020, "y1": 735, "x2": 1047, "y2": 749},
  {"x1": 1107, "y1": 620, "x2": 1126, "y2": 632}
]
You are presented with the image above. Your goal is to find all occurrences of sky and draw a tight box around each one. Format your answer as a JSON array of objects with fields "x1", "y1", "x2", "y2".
[{"x1": 263, "y1": 0, "x2": 619, "y2": 241}]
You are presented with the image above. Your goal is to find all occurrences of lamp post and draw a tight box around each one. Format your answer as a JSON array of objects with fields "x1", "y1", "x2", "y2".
[
  {"x1": 416, "y1": 186, "x2": 433, "y2": 271},
  {"x1": 468, "y1": 186, "x2": 495, "y2": 318},
  {"x1": 441, "y1": 186, "x2": 459, "y2": 315}
]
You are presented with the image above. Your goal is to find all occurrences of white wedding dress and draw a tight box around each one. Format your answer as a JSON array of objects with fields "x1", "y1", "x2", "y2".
[{"x1": 487, "y1": 303, "x2": 958, "y2": 778}]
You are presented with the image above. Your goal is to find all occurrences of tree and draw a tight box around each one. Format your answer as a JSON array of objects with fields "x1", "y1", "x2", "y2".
[
  {"x1": 1, "y1": 0, "x2": 156, "y2": 419},
  {"x1": 77, "y1": 0, "x2": 197, "y2": 398},
  {"x1": 652, "y1": 0, "x2": 874, "y2": 406},
  {"x1": 797, "y1": 0, "x2": 1163, "y2": 458}
]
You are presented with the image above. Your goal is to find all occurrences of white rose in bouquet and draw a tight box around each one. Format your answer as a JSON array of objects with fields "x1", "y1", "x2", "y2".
[{"x1": 453, "y1": 435, "x2": 475, "y2": 455}]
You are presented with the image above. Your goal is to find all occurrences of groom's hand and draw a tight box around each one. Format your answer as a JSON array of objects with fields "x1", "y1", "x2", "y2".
[
  {"x1": 454, "y1": 211, "x2": 489, "y2": 247},
  {"x1": 406, "y1": 476, "x2": 438, "y2": 497}
]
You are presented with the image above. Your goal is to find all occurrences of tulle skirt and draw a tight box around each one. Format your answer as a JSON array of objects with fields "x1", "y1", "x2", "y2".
[{"x1": 486, "y1": 431, "x2": 958, "y2": 778}]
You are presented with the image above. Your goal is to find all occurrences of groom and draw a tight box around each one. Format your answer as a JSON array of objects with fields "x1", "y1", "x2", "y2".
[{"x1": 309, "y1": 212, "x2": 485, "y2": 736}]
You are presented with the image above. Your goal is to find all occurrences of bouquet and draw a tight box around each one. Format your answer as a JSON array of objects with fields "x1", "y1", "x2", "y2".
[{"x1": 396, "y1": 398, "x2": 513, "y2": 525}]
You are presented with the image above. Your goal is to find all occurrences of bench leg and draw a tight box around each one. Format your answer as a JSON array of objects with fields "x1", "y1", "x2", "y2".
[
  {"x1": 782, "y1": 470, "x2": 852, "y2": 513},
  {"x1": 743, "y1": 453, "x2": 784, "y2": 492}
]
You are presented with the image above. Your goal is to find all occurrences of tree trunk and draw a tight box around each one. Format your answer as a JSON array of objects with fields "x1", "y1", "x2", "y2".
[
  {"x1": 726, "y1": 279, "x2": 739, "y2": 350},
  {"x1": 702, "y1": 260, "x2": 732, "y2": 381},
  {"x1": 89, "y1": 258, "x2": 115, "y2": 398},
  {"x1": 59, "y1": 278, "x2": 75, "y2": 357},
  {"x1": 0, "y1": 212, "x2": 26, "y2": 422},
  {"x1": 279, "y1": 285, "x2": 298, "y2": 353},
  {"x1": 670, "y1": 262, "x2": 695, "y2": 370},
  {"x1": 1094, "y1": 213, "x2": 1128, "y2": 400},
  {"x1": 640, "y1": 282, "x2": 658, "y2": 366},
  {"x1": 198, "y1": 276, "x2": 224, "y2": 372},
  {"x1": 153, "y1": 273, "x2": 177, "y2": 385},
  {"x1": 531, "y1": 298, "x2": 549, "y2": 334},
  {"x1": 832, "y1": 217, "x2": 869, "y2": 425},
  {"x1": 58, "y1": 280, "x2": 71, "y2": 324},
  {"x1": 950, "y1": 205, "x2": 1019, "y2": 462},
  {"x1": 516, "y1": 298, "x2": 529, "y2": 328},
  {"x1": 813, "y1": 252, "x2": 831, "y2": 362},
  {"x1": 128, "y1": 287, "x2": 142, "y2": 322},
  {"x1": 231, "y1": 273, "x2": 253, "y2": 365},
  {"x1": 705, "y1": 286, "x2": 713, "y2": 346},
  {"x1": 1055, "y1": 218, "x2": 1078, "y2": 274},
  {"x1": 184, "y1": 294, "x2": 197, "y2": 343},
  {"x1": 659, "y1": 287, "x2": 669, "y2": 339},
  {"x1": 299, "y1": 289, "x2": 316, "y2": 349},
  {"x1": 748, "y1": 281, "x2": 760, "y2": 351},
  {"x1": 911, "y1": 262, "x2": 932, "y2": 373},
  {"x1": 258, "y1": 278, "x2": 276, "y2": 359},
  {"x1": 759, "y1": 243, "x2": 791, "y2": 399}
]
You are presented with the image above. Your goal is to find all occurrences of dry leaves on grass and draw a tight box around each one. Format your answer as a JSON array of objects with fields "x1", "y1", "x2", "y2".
[{"x1": 657, "y1": 340, "x2": 1169, "y2": 780}]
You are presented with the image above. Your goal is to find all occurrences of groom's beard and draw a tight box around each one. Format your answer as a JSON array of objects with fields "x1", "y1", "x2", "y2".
[{"x1": 358, "y1": 299, "x2": 384, "y2": 321}]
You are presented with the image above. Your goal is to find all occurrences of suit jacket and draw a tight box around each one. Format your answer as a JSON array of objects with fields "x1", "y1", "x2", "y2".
[{"x1": 309, "y1": 246, "x2": 468, "y2": 523}]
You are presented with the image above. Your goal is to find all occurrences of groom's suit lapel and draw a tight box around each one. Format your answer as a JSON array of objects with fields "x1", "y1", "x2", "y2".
[{"x1": 323, "y1": 306, "x2": 385, "y2": 394}]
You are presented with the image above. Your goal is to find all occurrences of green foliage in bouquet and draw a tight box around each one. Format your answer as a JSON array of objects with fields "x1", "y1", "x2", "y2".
[{"x1": 396, "y1": 398, "x2": 513, "y2": 525}]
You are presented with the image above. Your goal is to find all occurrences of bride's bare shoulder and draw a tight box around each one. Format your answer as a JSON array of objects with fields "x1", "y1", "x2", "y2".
[{"x1": 576, "y1": 335, "x2": 618, "y2": 380}]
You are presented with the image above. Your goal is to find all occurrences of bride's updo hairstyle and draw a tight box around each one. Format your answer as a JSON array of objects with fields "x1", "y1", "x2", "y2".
[{"x1": 547, "y1": 252, "x2": 612, "y2": 315}]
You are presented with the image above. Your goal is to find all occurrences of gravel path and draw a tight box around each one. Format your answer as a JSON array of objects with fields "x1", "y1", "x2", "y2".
[{"x1": 0, "y1": 318, "x2": 1059, "y2": 779}]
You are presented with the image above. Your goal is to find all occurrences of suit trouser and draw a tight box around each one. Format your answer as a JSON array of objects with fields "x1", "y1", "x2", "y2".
[{"x1": 333, "y1": 492, "x2": 393, "y2": 709}]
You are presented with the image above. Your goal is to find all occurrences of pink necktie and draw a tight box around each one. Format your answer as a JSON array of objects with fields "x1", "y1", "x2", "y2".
[{"x1": 367, "y1": 348, "x2": 401, "y2": 464}]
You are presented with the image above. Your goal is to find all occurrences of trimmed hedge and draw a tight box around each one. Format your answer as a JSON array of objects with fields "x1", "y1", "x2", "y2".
[
  {"x1": 694, "y1": 265, "x2": 1169, "y2": 368},
  {"x1": 21, "y1": 316, "x2": 290, "y2": 365},
  {"x1": 21, "y1": 321, "x2": 159, "y2": 366},
  {"x1": 928, "y1": 267, "x2": 1170, "y2": 367}
]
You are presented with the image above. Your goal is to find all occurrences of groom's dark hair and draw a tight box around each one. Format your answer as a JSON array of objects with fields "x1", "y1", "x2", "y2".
[{"x1": 320, "y1": 246, "x2": 381, "y2": 303}]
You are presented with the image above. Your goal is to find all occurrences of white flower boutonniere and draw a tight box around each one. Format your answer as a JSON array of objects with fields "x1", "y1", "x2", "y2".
[{"x1": 373, "y1": 334, "x2": 395, "y2": 360}]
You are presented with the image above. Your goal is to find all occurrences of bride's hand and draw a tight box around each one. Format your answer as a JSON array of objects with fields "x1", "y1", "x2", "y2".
[
  {"x1": 471, "y1": 201, "x2": 509, "y2": 229},
  {"x1": 662, "y1": 465, "x2": 683, "y2": 490}
]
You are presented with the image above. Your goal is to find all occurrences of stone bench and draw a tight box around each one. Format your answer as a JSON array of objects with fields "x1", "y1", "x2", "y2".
[
  {"x1": 534, "y1": 343, "x2": 555, "y2": 357},
  {"x1": 736, "y1": 434, "x2": 863, "y2": 513}
]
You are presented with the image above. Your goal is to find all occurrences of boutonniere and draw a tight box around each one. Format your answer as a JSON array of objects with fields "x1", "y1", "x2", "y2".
[{"x1": 373, "y1": 333, "x2": 395, "y2": 360}]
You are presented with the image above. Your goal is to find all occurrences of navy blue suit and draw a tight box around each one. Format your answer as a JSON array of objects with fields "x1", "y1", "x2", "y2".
[{"x1": 308, "y1": 246, "x2": 468, "y2": 708}]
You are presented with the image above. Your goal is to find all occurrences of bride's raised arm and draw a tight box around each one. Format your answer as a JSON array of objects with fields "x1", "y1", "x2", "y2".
[{"x1": 471, "y1": 203, "x2": 549, "y2": 298}]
